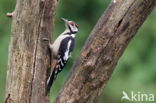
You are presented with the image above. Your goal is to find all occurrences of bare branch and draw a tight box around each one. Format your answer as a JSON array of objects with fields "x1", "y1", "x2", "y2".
[{"x1": 55, "y1": 0, "x2": 156, "y2": 103}]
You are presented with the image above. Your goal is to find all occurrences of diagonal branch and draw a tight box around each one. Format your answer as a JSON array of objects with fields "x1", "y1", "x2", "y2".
[{"x1": 54, "y1": 0, "x2": 155, "y2": 103}]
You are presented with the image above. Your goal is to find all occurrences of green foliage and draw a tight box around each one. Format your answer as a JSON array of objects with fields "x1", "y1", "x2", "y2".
[{"x1": 0, "y1": 0, "x2": 156, "y2": 103}]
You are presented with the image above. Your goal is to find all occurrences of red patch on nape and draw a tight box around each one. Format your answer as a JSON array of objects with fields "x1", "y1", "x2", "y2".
[{"x1": 70, "y1": 21, "x2": 79, "y2": 28}]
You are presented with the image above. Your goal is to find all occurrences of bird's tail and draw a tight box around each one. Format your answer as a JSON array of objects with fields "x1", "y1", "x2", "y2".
[
  {"x1": 46, "y1": 57, "x2": 67, "y2": 95},
  {"x1": 46, "y1": 70, "x2": 55, "y2": 95}
]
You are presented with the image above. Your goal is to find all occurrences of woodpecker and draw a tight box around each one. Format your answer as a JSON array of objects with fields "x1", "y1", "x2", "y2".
[{"x1": 45, "y1": 18, "x2": 78, "y2": 95}]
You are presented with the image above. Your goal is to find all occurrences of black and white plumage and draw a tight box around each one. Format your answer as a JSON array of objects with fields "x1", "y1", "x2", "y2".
[{"x1": 46, "y1": 18, "x2": 78, "y2": 94}]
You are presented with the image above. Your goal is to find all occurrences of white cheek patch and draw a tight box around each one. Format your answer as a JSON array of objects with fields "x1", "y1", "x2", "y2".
[{"x1": 70, "y1": 25, "x2": 78, "y2": 32}]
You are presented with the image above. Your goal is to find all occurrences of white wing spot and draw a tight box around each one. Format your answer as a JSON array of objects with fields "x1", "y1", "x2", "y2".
[
  {"x1": 55, "y1": 70, "x2": 58, "y2": 74},
  {"x1": 59, "y1": 67, "x2": 62, "y2": 71},
  {"x1": 60, "y1": 61, "x2": 64, "y2": 66},
  {"x1": 56, "y1": 65, "x2": 59, "y2": 68},
  {"x1": 63, "y1": 40, "x2": 72, "y2": 61}
]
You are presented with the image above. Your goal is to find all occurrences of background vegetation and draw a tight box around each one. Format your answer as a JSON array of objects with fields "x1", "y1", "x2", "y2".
[{"x1": 0, "y1": 0, "x2": 156, "y2": 103}]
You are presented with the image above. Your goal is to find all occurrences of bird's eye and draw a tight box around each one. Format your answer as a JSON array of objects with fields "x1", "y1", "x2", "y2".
[{"x1": 71, "y1": 24, "x2": 74, "y2": 26}]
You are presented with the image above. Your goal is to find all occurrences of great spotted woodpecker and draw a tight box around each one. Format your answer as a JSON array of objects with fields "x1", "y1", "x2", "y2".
[{"x1": 45, "y1": 18, "x2": 78, "y2": 94}]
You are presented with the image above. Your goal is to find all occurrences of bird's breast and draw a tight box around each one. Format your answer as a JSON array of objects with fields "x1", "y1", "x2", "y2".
[{"x1": 52, "y1": 35, "x2": 69, "y2": 56}]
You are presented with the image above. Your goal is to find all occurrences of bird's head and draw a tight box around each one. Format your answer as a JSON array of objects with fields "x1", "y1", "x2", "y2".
[{"x1": 61, "y1": 18, "x2": 79, "y2": 34}]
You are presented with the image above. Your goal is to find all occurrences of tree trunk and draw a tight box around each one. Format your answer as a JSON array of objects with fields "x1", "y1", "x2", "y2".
[
  {"x1": 55, "y1": 0, "x2": 155, "y2": 103},
  {"x1": 5, "y1": 0, "x2": 57, "y2": 103}
]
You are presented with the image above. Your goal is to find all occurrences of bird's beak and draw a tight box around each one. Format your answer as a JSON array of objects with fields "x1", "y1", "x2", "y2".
[{"x1": 61, "y1": 18, "x2": 68, "y2": 23}]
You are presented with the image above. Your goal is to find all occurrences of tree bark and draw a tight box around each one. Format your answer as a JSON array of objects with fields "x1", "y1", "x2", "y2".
[
  {"x1": 55, "y1": 0, "x2": 155, "y2": 103},
  {"x1": 5, "y1": 0, "x2": 58, "y2": 103}
]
